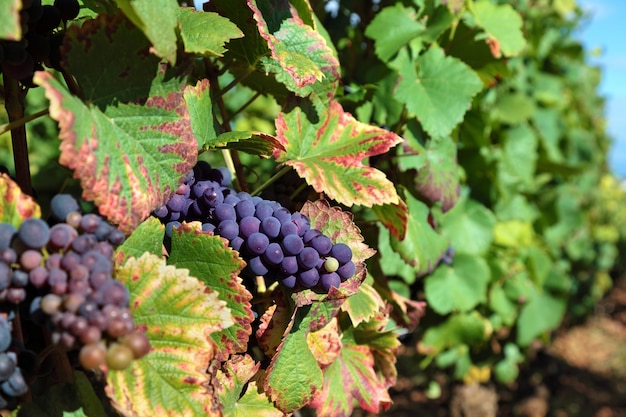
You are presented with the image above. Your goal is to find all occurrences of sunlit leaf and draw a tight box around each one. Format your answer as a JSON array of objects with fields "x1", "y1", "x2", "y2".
[
  {"x1": 0, "y1": 0, "x2": 21, "y2": 40},
  {"x1": 177, "y1": 8, "x2": 243, "y2": 57},
  {"x1": 364, "y1": 4, "x2": 424, "y2": 62},
  {"x1": 470, "y1": 0, "x2": 526, "y2": 57},
  {"x1": 0, "y1": 174, "x2": 41, "y2": 226}
]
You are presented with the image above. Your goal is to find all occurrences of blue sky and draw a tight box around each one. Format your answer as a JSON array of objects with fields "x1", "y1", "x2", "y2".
[{"x1": 577, "y1": 0, "x2": 626, "y2": 178}]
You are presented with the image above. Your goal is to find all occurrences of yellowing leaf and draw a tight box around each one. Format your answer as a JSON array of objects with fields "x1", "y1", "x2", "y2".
[{"x1": 0, "y1": 174, "x2": 41, "y2": 226}]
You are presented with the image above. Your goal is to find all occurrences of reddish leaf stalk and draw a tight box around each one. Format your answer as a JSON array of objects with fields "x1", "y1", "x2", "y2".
[{"x1": 2, "y1": 74, "x2": 32, "y2": 195}]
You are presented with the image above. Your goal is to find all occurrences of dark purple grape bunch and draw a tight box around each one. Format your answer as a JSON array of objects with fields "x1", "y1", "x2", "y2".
[
  {"x1": 440, "y1": 246, "x2": 455, "y2": 265},
  {"x1": 153, "y1": 162, "x2": 356, "y2": 293},
  {"x1": 0, "y1": 315, "x2": 28, "y2": 409},
  {"x1": 0, "y1": 0, "x2": 79, "y2": 86},
  {"x1": 0, "y1": 194, "x2": 150, "y2": 372}
]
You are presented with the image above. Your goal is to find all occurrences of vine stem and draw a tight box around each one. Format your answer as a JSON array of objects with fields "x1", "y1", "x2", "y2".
[
  {"x1": 250, "y1": 165, "x2": 292, "y2": 196},
  {"x1": 2, "y1": 74, "x2": 32, "y2": 195},
  {"x1": 229, "y1": 91, "x2": 262, "y2": 121},
  {"x1": 215, "y1": 67, "x2": 255, "y2": 99},
  {"x1": 0, "y1": 108, "x2": 49, "y2": 136}
]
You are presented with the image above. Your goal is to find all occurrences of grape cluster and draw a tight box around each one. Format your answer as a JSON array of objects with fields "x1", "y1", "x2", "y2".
[
  {"x1": 0, "y1": 0, "x2": 79, "y2": 86},
  {"x1": 0, "y1": 194, "x2": 150, "y2": 376},
  {"x1": 154, "y1": 162, "x2": 356, "y2": 293},
  {"x1": 0, "y1": 315, "x2": 28, "y2": 409}
]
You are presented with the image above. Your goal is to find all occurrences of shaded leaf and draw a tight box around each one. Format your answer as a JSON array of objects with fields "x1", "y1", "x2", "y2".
[
  {"x1": 0, "y1": 174, "x2": 41, "y2": 227},
  {"x1": 177, "y1": 8, "x2": 243, "y2": 56},
  {"x1": 517, "y1": 291, "x2": 566, "y2": 346},
  {"x1": 419, "y1": 312, "x2": 489, "y2": 355},
  {"x1": 116, "y1": 0, "x2": 178, "y2": 64},
  {"x1": 439, "y1": 195, "x2": 496, "y2": 256},
  {"x1": 204, "y1": 131, "x2": 285, "y2": 157},
  {"x1": 424, "y1": 254, "x2": 491, "y2": 314},
  {"x1": 393, "y1": 46, "x2": 483, "y2": 138},
  {"x1": 274, "y1": 100, "x2": 402, "y2": 207},
  {"x1": 107, "y1": 253, "x2": 233, "y2": 417},
  {"x1": 364, "y1": 4, "x2": 424, "y2": 62},
  {"x1": 167, "y1": 222, "x2": 252, "y2": 362},
  {"x1": 256, "y1": 292, "x2": 293, "y2": 357},
  {"x1": 34, "y1": 70, "x2": 198, "y2": 234}
]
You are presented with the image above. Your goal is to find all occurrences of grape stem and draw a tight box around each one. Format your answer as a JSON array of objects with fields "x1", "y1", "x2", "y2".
[
  {"x1": 2, "y1": 74, "x2": 33, "y2": 195},
  {"x1": 0, "y1": 108, "x2": 50, "y2": 136},
  {"x1": 250, "y1": 165, "x2": 292, "y2": 196}
]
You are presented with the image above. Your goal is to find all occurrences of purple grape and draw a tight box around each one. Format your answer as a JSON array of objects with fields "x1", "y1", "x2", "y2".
[
  {"x1": 0, "y1": 224, "x2": 17, "y2": 250},
  {"x1": 153, "y1": 205, "x2": 168, "y2": 218},
  {"x1": 263, "y1": 242, "x2": 284, "y2": 266},
  {"x1": 235, "y1": 200, "x2": 255, "y2": 219},
  {"x1": 281, "y1": 275, "x2": 297, "y2": 289},
  {"x1": 193, "y1": 161, "x2": 212, "y2": 179},
  {"x1": 281, "y1": 234, "x2": 304, "y2": 256},
  {"x1": 166, "y1": 194, "x2": 187, "y2": 213},
  {"x1": 280, "y1": 256, "x2": 299, "y2": 275},
  {"x1": 107, "y1": 229, "x2": 125, "y2": 246},
  {"x1": 291, "y1": 213, "x2": 310, "y2": 236},
  {"x1": 330, "y1": 243, "x2": 352, "y2": 264},
  {"x1": 201, "y1": 223, "x2": 215, "y2": 233},
  {"x1": 50, "y1": 194, "x2": 80, "y2": 222},
  {"x1": 0, "y1": 354, "x2": 16, "y2": 381},
  {"x1": 217, "y1": 167, "x2": 232, "y2": 186},
  {"x1": 0, "y1": 249, "x2": 17, "y2": 265},
  {"x1": 248, "y1": 256, "x2": 268, "y2": 276},
  {"x1": 239, "y1": 216, "x2": 260, "y2": 238},
  {"x1": 247, "y1": 232, "x2": 269, "y2": 255},
  {"x1": 272, "y1": 207, "x2": 291, "y2": 224},
  {"x1": 0, "y1": 320, "x2": 11, "y2": 352},
  {"x1": 297, "y1": 247, "x2": 320, "y2": 269},
  {"x1": 1, "y1": 368, "x2": 28, "y2": 397},
  {"x1": 254, "y1": 202, "x2": 274, "y2": 220},
  {"x1": 298, "y1": 268, "x2": 319, "y2": 288},
  {"x1": 11, "y1": 270, "x2": 29, "y2": 288},
  {"x1": 230, "y1": 236, "x2": 244, "y2": 251},
  {"x1": 223, "y1": 193, "x2": 240, "y2": 206},
  {"x1": 202, "y1": 184, "x2": 224, "y2": 207},
  {"x1": 192, "y1": 180, "x2": 211, "y2": 199},
  {"x1": 48, "y1": 223, "x2": 77, "y2": 251},
  {"x1": 216, "y1": 220, "x2": 239, "y2": 241},
  {"x1": 319, "y1": 272, "x2": 341, "y2": 292},
  {"x1": 310, "y1": 235, "x2": 333, "y2": 256},
  {"x1": 97, "y1": 280, "x2": 129, "y2": 307},
  {"x1": 280, "y1": 221, "x2": 298, "y2": 238},
  {"x1": 71, "y1": 234, "x2": 97, "y2": 253},
  {"x1": 165, "y1": 221, "x2": 181, "y2": 238},
  {"x1": 214, "y1": 203, "x2": 236, "y2": 222},
  {"x1": 61, "y1": 252, "x2": 81, "y2": 271},
  {"x1": 260, "y1": 217, "x2": 281, "y2": 239},
  {"x1": 18, "y1": 218, "x2": 50, "y2": 249},
  {"x1": 0, "y1": 265, "x2": 11, "y2": 291},
  {"x1": 337, "y1": 261, "x2": 356, "y2": 280},
  {"x1": 303, "y1": 229, "x2": 322, "y2": 244}
]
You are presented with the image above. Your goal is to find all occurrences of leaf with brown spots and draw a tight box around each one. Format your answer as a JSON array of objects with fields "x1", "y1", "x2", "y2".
[
  {"x1": 0, "y1": 174, "x2": 41, "y2": 227},
  {"x1": 167, "y1": 222, "x2": 253, "y2": 362},
  {"x1": 107, "y1": 252, "x2": 233, "y2": 417},
  {"x1": 274, "y1": 100, "x2": 402, "y2": 208},
  {"x1": 34, "y1": 70, "x2": 198, "y2": 234}
]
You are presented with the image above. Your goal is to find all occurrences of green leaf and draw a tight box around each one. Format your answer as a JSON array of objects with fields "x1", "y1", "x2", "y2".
[
  {"x1": 264, "y1": 306, "x2": 324, "y2": 413},
  {"x1": 377, "y1": 223, "x2": 419, "y2": 285},
  {"x1": 203, "y1": 130, "x2": 285, "y2": 157},
  {"x1": 439, "y1": 195, "x2": 495, "y2": 256},
  {"x1": 0, "y1": 174, "x2": 41, "y2": 227},
  {"x1": 488, "y1": 284, "x2": 518, "y2": 327},
  {"x1": 107, "y1": 252, "x2": 234, "y2": 416},
  {"x1": 470, "y1": 0, "x2": 526, "y2": 57},
  {"x1": 0, "y1": 0, "x2": 21, "y2": 40},
  {"x1": 420, "y1": 312, "x2": 489, "y2": 354},
  {"x1": 424, "y1": 254, "x2": 491, "y2": 314},
  {"x1": 116, "y1": 0, "x2": 178, "y2": 64},
  {"x1": 364, "y1": 4, "x2": 424, "y2": 62},
  {"x1": 113, "y1": 216, "x2": 164, "y2": 265},
  {"x1": 493, "y1": 220, "x2": 536, "y2": 248},
  {"x1": 177, "y1": 8, "x2": 243, "y2": 56},
  {"x1": 34, "y1": 70, "x2": 198, "y2": 234},
  {"x1": 390, "y1": 191, "x2": 448, "y2": 275},
  {"x1": 341, "y1": 282, "x2": 387, "y2": 327},
  {"x1": 14, "y1": 372, "x2": 107, "y2": 417},
  {"x1": 371, "y1": 199, "x2": 409, "y2": 240},
  {"x1": 167, "y1": 222, "x2": 251, "y2": 361},
  {"x1": 497, "y1": 124, "x2": 538, "y2": 190},
  {"x1": 393, "y1": 46, "x2": 483, "y2": 138},
  {"x1": 216, "y1": 355, "x2": 281, "y2": 417},
  {"x1": 274, "y1": 100, "x2": 402, "y2": 207},
  {"x1": 491, "y1": 93, "x2": 536, "y2": 124},
  {"x1": 517, "y1": 291, "x2": 566, "y2": 346}
]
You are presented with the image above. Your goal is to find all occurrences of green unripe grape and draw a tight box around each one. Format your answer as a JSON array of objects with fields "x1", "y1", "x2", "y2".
[
  {"x1": 324, "y1": 257, "x2": 339, "y2": 273},
  {"x1": 106, "y1": 343, "x2": 134, "y2": 370}
]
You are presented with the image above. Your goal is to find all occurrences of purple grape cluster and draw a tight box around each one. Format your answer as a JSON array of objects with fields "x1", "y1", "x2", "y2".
[
  {"x1": 0, "y1": 0, "x2": 79, "y2": 86},
  {"x1": 154, "y1": 162, "x2": 356, "y2": 292},
  {"x1": 0, "y1": 315, "x2": 28, "y2": 409},
  {"x1": 0, "y1": 194, "x2": 150, "y2": 375}
]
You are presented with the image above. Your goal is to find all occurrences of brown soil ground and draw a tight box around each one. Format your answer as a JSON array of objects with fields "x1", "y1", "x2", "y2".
[{"x1": 354, "y1": 276, "x2": 626, "y2": 417}]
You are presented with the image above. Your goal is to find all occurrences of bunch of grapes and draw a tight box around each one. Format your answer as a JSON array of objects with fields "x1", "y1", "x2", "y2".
[
  {"x1": 0, "y1": 0, "x2": 79, "y2": 86},
  {"x1": 0, "y1": 315, "x2": 28, "y2": 409},
  {"x1": 0, "y1": 194, "x2": 150, "y2": 381},
  {"x1": 153, "y1": 162, "x2": 356, "y2": 293}
]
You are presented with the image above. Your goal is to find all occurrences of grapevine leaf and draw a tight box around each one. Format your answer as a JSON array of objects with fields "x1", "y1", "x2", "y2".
[
  {"x1": 424, "y1": 254, "x2": 491, "y2": 314},
  {"x1": 0, "y1": 0, "x2": 20, "y2": 40},
  {"x1": 216, "y1": 355, "x2": 281, "y2": 417},
  {"x1": 62, "y1": 12, "x2": 162, "y2": 108},
  {"x1": 419, "y1": 312, "x2": 489, "y2": 355},
  {"x1": 177, "y1": 8, "x2": 244, "y2": 57},
  {"x1": 167, "y1": 222, "x2": 252, "y2": 362},
  {"x1": 34, "y1": 70, "x2": 198, "y2": 234},
  {"x1": 401, "y1": 132, "x2": 460, "y2": 212},
  {"x1": 306, "y1": 317, "x2": 341, "y2": 367},
  {"x1": 250, "y1": 1, "x2": 340, "y2": 101},
  {"x1": 107, "y1": 253, "x2": 233, "y2": 417},
  {"x1": 310, "y1": 314, "x2": 399, "y2": 416},
  {"x1": 264, "y1": 306, "x2": 324, "y2": 413},
  {"x1": 341, "y1": 282, "x2": 387, "y2": 327},
  {"x1": 371, "y1": 199, "x2": 409, "y2": 240},
  {"x1": 517, "y1": 291, "x2": 566, "y2": 346},
  {"x1": 0, "y1": 174, "x2": 41, "y2": 227},
  {"x1": 116, "y1": 0, "x2": 178, "y2": 64},
  {"x1": 470, "y1": 0, "x2": 526, "y2": 57},
  {"x1": 364, "y1": 4, "x2": 424, "y2": 62},
  {"x1": 256, "y1": 292, "x2": 293, "y2": 357},
  {"x1": 392, "y1": 46, "x2": 483, "y2": 138},
  {"x1": 439, "y1": 195, "x2": 496, "y2": 256},
  {"x1": 274, "y1": 100, "x2": 402, "y2": 207},
  {"x1": 13, "y1": 372, "x2": 107, "y2": 417},
  {"x1": 376, "y1": 223, "x2": 419, "y2": 285},
  {"x1": 390, "y1": 190, "x2": 448, "y2": 275},
  {"x1": 204, "y1": 131, "x2": 285, "y2": 157},
  {"x1": 373, "y1": 278, "x2": 427, "y2": 332},
  {"x1": 113, "y1": 216, "x2": 164, "y2": 265}
]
